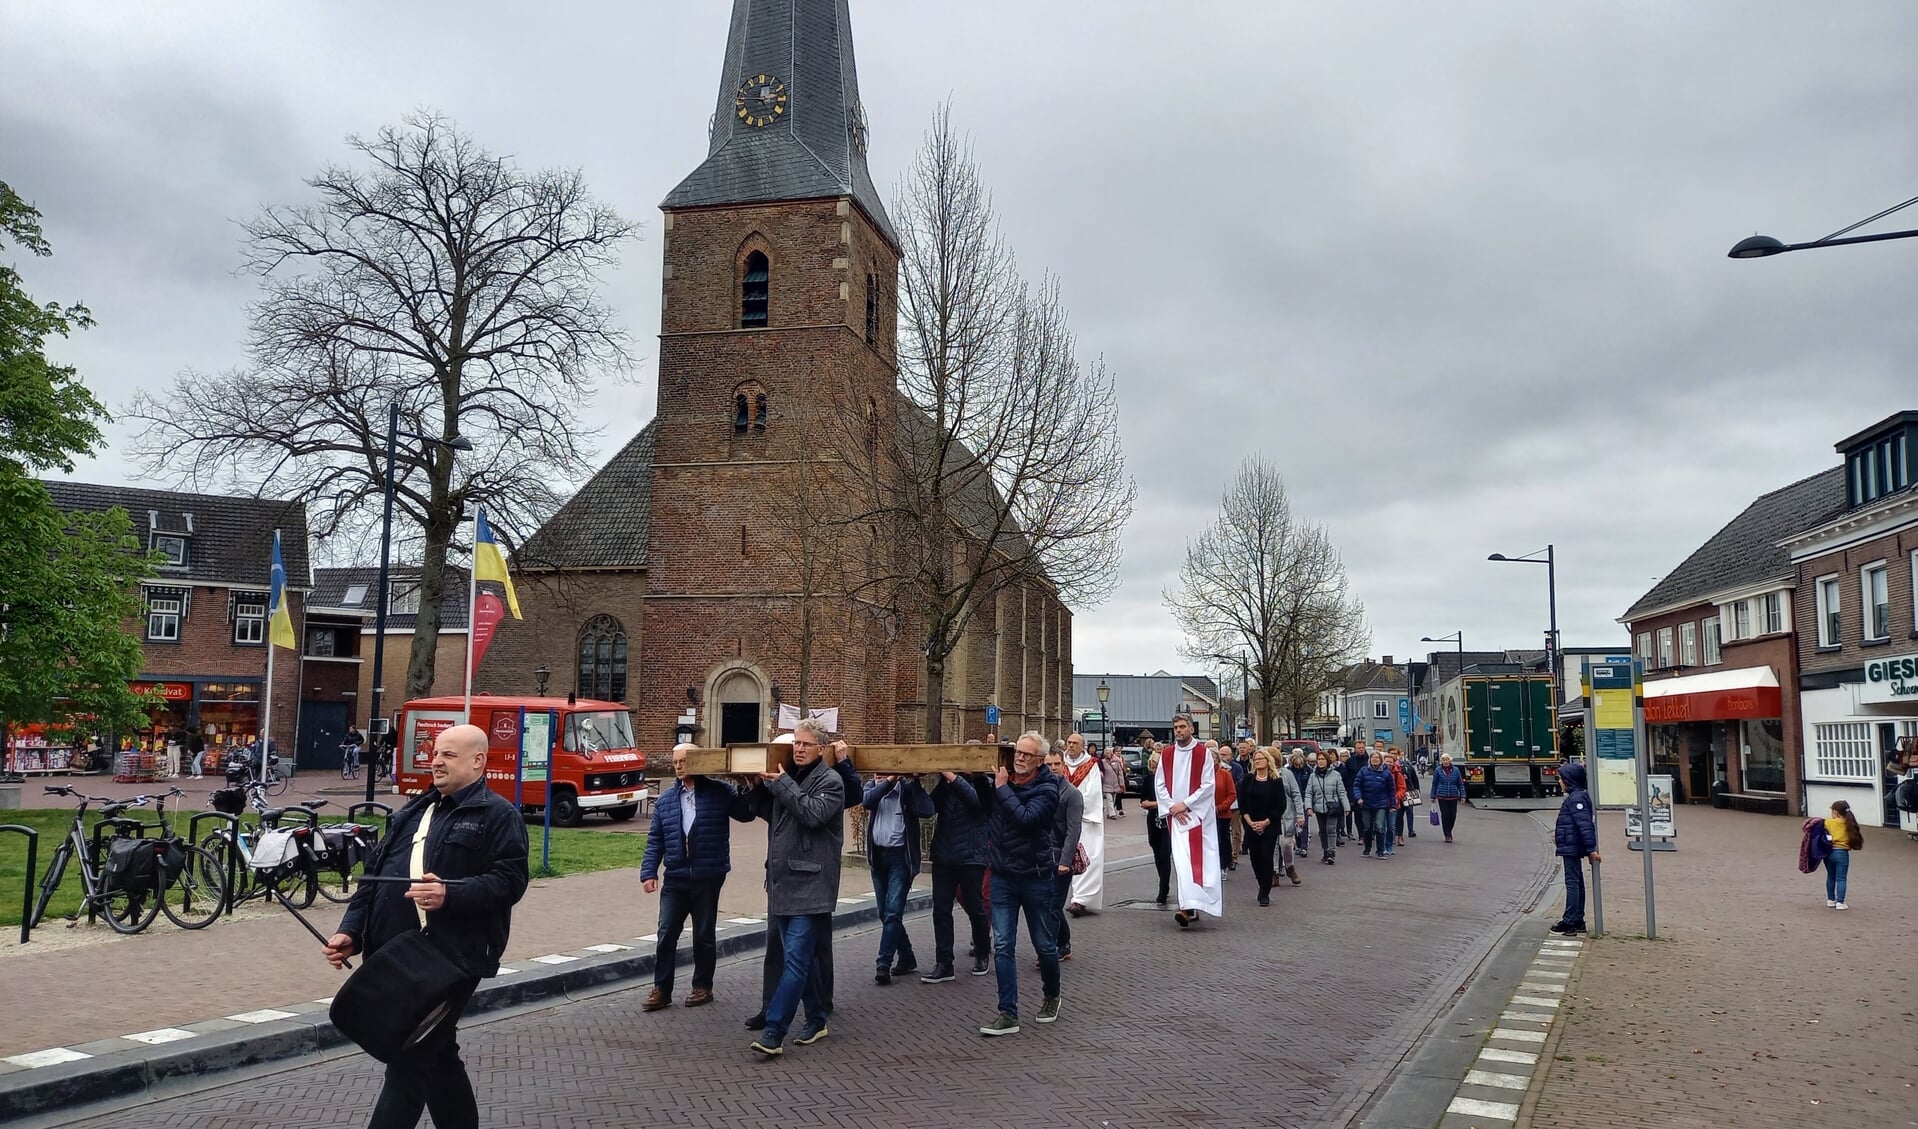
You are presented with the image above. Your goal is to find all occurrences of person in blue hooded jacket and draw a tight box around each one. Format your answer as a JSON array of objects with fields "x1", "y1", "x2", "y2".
[
  {"x1": 1551, "y1": 762, "x2": 1602, "y2": 934},
  {"x1": 1352, "y1": 750, "x2": 1399, "y2": 859}
]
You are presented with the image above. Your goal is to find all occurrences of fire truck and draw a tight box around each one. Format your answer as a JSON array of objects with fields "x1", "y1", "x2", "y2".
[{"x1": 396, "y1": 695, "x2": 648, "y2": 826}]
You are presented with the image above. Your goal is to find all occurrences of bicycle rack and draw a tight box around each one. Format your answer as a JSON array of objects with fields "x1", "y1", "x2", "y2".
[
  {"x1": 88, "y1": 817, "x2": 147, "y2": 927},
  {"x1": 347, "y1": 801, "x2": 392, "y2": 834},
  {"x1": 0, "y1": 825, "x2": 37, "y2": 944},
  {"x1": 189, "y1": 811, "x2": 243, "y2": 913}
]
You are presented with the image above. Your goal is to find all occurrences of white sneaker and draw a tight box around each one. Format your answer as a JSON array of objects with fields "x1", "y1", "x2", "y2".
[
  {"x1": 1834, "y1": 902, "x2": 1849, "y2": 911},
  {"x1": 1826, "y1": 899, "x2": 1837, "y2": 907}
]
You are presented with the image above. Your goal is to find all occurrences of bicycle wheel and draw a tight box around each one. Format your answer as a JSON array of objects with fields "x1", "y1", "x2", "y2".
[
  {"x1": 159, "y1": 845, "x2": 227, "y2": 929},
  {"x1": 315, "y1": 842, "x2": 367, "y2": 904},
  {"x1": 263, "y1": 862, "x2": 317, "y2": 910},
  {"x1": 100, "y1": 880, "x2": 161, "y2": 934},
  {"x1": 198, "y1": 831, "x2": 252, "y2": 904},
  {"x1": 30, "y1": 844, "x2": 72, "y2": 929},
  {"x1": 265, "y1": 769, "x2": 289, "y2": 798}
]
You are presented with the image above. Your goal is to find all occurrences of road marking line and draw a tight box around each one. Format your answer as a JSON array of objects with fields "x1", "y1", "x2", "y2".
[
  {"x1": 1488, "y1": 1027, "x2": 1547, "y2": 1043},
  {"x1": 493, "y1": 966, "x2": 521, "y2": 975},
  {"x1": 1520, "y1": 983, "x2": 1566, "y2": 994},
  {"x1": 727, "y1": 917, "x2": 761, "y2": 925},
  {"x1": 225, "y1": 1009, "x2": 297, "y2": 1024},
  {"x1": 637, "y1": 934, "x2": 657, "y2": 942},
  {"x1": 3, "y1": 1048, "x2": 93, "y2": 1069},
  {"x1": 1465, "y1": 1068, "x2": 1530, "y2": 1090},
  {"x1": 1447, "y1": 1096, "x2": 1520, "y2": 1120},
  {"x1": 1479, "y1": 1047, "x2": 1539, "y2": 1065},
  {"x1": 531, "y1": 954, "x2": 579, "y2": 965},
  {"x1": 837, "y1": 897, "x2": 865, "y2": 903},
  {"x1": 582, "y1": 943, "x2": 631, "y2": 953},
  {"x1": 123, "y1": 1028, "x2": 196, "y2": 1045},
  {"x1": 313, "y1": 997, "x2": 334, "y2": 1006},
  {"x1": 1527, "y1": 969, "x2": 1570, "y2": 978},
  {"x1": 1502, "y1": 1009, "x2": 1555, "y2": 1023},
  {"x1": 1512, "y1": 996, "x2": 1562, "y2": 1009},
  {"x1": 1542, "y1": 939, "x2": 1583, "y2": 947}
]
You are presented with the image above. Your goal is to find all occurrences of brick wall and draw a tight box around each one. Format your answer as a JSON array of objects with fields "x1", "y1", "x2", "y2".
[
  {"x1": 356, "y1": 629, "x2": 469, "y2": 723},
  {"x1": 1793, "y1": 524, "x2": 1918, "y2": 676},
  {"x1": 133, "y1": 584, "x2": 303, "y2": 753}
]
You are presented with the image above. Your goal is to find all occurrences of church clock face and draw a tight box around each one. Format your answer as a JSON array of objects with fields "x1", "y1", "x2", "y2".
[{"x1": 735, "y1": 74, "x2": 788, "y2": 128}]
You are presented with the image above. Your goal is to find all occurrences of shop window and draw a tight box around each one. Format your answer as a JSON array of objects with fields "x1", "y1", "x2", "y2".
[
  {"x1": 741, "y1": 250, "x2": 769, "y2": 328},
  {"x1": 1702, "y1": 617, "x2": 1722, "y2": 665},
  {"x1": 233, "y1": 594, "x2": 267, "y2": 645},
  {"x1": 1812, "y1": 722, "x2": 1874, "y2": 782},
  {"x1": 146, "y1": 594, "x2": 183, "y2": 641},
  {"x1": 1679, "y1": 621, "x2": 1697, "y2": 667},
  {"x1": 151, "y1": 533, "x2": 189, "y2": 567},
  {"x1": 1815, "y1": 575, "x2": 1842, "y2": 647},
  {"x1": 577, "y1": 613, "x2": 628, "y2": 702},
  {"x1": 1912, "y1": 551, "x2": 1918, "y2": 633},
  {"x1": 1862, "y1": 562, "x2": 1889, "y2": 641}
]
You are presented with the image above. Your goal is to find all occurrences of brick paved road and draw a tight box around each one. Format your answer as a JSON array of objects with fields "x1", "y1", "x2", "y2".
[
  {"x1": 53, "y1": 808, "x2": 1553, "y2": 1128},
  {"x1": 1522, "y1": 808, "x2": 1918, "y2": 1129}
]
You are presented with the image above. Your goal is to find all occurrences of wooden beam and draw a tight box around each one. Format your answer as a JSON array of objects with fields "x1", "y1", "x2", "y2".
[{"x1": 674, "y1": 743, "x2": 1011, "y2": 777}]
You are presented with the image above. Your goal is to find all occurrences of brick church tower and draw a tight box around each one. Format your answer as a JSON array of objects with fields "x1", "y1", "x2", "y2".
[{"x1": 643, "y1": 0, "x2": 902, "y2": 746}]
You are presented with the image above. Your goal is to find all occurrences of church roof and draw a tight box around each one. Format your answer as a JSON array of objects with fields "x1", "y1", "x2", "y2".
[
  {"x1": 663, "y1": 0, "x2": 898, "y2": 247},
  {"x1": 515, "y1": 423, "x2": 655, "y2": 571}
]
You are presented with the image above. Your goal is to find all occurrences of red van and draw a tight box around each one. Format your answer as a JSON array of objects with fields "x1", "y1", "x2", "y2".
[{"x1": 395, "y1": 695, "x2": 648, "y2": 826}]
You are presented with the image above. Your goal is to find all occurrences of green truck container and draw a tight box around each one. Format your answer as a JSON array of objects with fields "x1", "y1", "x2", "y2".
[{"x1": 1441, "y1": 672, "x2": 1559, "y2": 797}]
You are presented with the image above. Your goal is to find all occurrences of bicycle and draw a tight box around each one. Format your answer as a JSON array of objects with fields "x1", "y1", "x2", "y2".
[
  {"x1": 30, "y1": 786, "x2": 159, "y2": 934},
  {"x1": 199, "y1": 781, "x2": 328, "y2": 909},
  {"x1": 339, "y1": 740, "x2": 362, "y2": 780},
  {"x1": 312, "y1": 803, "x2": 387, "y2": 904},
  {"x1": 137, "y1": 786, "x2": 228, "y2": 929}
]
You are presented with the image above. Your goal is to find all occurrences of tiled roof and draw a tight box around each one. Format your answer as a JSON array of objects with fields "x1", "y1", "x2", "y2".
[
  {"x1": 1623, "y1": 466, "x2": 1847, "y2": 621},
  {"x1": 1333, "y1": 661, "x2": 1411, "y2": 693},
  {"x1": 42, "y1": 481, "x2": 310, "y2": 589},
  {"x1": 1073, "y1": 673, "x2": 1211, "y2": 728},
  {"x1": 664, "y1": 0, "x2": 898, "y2": 247},
  {"x1": 516, "y1": 423, "x2": 654, "y2": 571},
  {"x1": 311, "y1": 565, "x2": 472, "y2": 630}
]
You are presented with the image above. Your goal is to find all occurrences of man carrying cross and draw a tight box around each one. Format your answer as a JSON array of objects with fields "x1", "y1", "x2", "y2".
[{"x1": 1154, "y1": 713, "x2": 1221, "y2": 927}]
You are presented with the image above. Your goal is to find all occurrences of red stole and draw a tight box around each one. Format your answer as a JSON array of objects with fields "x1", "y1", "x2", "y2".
[
  {"x1": 1162, "y1": 741, "x2": 1209, "y2": 886},
  {"x1": 1065, "y1": 755, "x2": 1098, "y2": 789}
]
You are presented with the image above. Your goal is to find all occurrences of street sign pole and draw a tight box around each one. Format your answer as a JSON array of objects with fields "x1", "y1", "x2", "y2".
[
  {"x1": 1634, "y1": 660, "x2": 1658, "y2": 939},
  {"x1": 1581, "y1": 658, "x2": 1604, "y2": 938}
]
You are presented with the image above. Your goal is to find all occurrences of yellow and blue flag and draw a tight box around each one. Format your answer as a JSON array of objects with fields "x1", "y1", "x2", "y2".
[
  {"x1": 473, "y1": 508, "x2": 522, "y2": 620},
  {"x1": 268, "y1": 529, "x2": 297, "y2": 649}
]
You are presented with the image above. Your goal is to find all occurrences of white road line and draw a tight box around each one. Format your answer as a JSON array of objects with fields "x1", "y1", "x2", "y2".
[
  {"x1": 1488, "y1": 1027, "x2": 1547, "y2": 1043},
  {"x1": 582, "y1": 943, "x2": 632, "y2": 953},
  {"x1": 1527, "y1": 969, "x2": 1570, "y2": 978},
  {"x1": 1542, "y1": 939, "x2": 1583, "y2": 947},
  {"x1": 1502, "y1": 1009, "x2": 1556, "y2": 1024},
  {"x1": 1479, "y1": 1047, "x2": 1539, "y2": 1065},
  {"x1": 123, "y1": 1028, "x2": 196, "y2": 1045},
  {"x1": 531, "y1": 954, "x2": 579, "y2": 965},
  {"x1": 727, "y1": 917, "x2": 762, "y2": 925},
  {"x1": 225, "y1": 1009, "x2": 296, "y2": 1024},
  {"x1": 1512, "y1": 996, "x2": 1563, "y2": 1009},
  {"x1": 1447, "y1": 1096, "x2": 1520, "y2": 1120},
  {"x1": 493, "y1": 966, "x2": 521, "y2": 975},
  {"x1": 3, "y1": 1048, "x2": 93, "y2": 1069},
  {"x1": 1521, "y1": 982, "x2": 1566, "y2": 993},
  {"x1": 1465, "y1": 1068, "x2": 1531, "y2": 1090},
  {"x1": 313, "y1": 997, "x2": 335, "y2": 1006}
]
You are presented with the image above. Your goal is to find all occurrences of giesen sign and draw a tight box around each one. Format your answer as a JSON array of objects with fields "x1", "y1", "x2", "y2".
[{"x1": 1861, "y1": 651, "x2": 1918, "y2": 704}]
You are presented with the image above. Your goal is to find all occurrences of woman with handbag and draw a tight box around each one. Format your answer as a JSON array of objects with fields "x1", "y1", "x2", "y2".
[
  {"x1": 1044, "y1": 750, "x2": 1085, "y2": 959},
  {"x1": 1430, "y1": 753, "x2": 1468, "y2": 842},
  {"x1": 1306, "y1": 750, "x2": 1348, "y2": 864}
]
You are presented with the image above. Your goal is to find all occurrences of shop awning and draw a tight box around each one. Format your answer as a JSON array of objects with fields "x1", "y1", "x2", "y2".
[{"x1": 1642, "y1": 666, "x2": 1781, "y2": 723}]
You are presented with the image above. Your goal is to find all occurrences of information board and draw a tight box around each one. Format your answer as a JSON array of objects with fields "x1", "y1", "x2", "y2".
[{"x1": 521, "y1": 711, "x2": 552, "y2": 783}]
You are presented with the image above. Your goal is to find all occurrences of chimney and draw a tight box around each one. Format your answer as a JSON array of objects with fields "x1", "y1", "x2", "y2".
[{"x1": 1382, "y1": 655, "x2": 1393, "y2": 666}]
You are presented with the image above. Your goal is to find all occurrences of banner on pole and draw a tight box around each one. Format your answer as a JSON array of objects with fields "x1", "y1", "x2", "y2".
[{"x1": 471, "y1": 592, "x2": 506, "y2": 672}]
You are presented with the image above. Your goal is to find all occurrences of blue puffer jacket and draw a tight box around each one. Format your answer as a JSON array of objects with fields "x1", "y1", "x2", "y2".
[
  {"x1": 1554, "y1": 763, "x2": 1599, "y2": 858},
  {"x1": 1430, "y1": 765, "x2": 1468, "y2": 801},
  {"x1": 641, "y1": 777, "x2": 753, "y2": 884},
  {"x1": 1354, "y1": 764, "x2": 1398, "y2": 809},
  {"x1": 928, "y1": 773, "x2": 991, "y2": 866},
  {"x1": 987, "y1": 767, "x2": 1060, "y2": 877}
]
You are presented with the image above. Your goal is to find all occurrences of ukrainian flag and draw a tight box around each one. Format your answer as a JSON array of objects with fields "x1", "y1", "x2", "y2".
[
  {"x1": 268, "y1": 530, "x2": 296, "y2": 650},
  {"x1": 474, "y1": 508, "x2": 522, "y2": 620}
]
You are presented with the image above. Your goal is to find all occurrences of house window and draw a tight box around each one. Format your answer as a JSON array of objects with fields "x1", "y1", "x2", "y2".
[
  {"x1": 1702, "y1": 617, "x2": 1722, "y2": 665},
  {"x1": 341, "y1": 583, "x2": 368, "y2": 607},
  {"x1": 741, "y1": 250, "x2": 769, "y2": 328},
  {"x1": 233, "y1": 594, "x2": 266, "y2": 645},
  {"x1": 389, "y1": 580, "x2": 420, "y2": 616},
  {"x1": 151, "y1": 533, "x2": 188, "y2": 566},
  {"x1": 1655, "y1": 628, "x2": 1673, "y2": 668},
  {"x1": 1636, "y1": 632, "x2": 1652, "y2": 662},
  {"x1": 1372, "y1": 700, "x2": 1389, "y2": 719},
  {"x1": 1912, "y1": 551, "x2": 1918, "y2": 633},
  {"x1": 1816, "y1": 575, "x2": 1841, "y2": 647},
  {"x1": 1863, "y1": 562, "x2": 1889, "y2": 641},
  {"x1": 1679, "y1": 621, "x2": 1697, "y2": 666},
  {"x1": 1732, "y1": 600, "x2": 1751, "y2": 641},
  {"x1": 1811, "y1": 722, "x2": 1875, "y2": 782},
  {"x1": 864, "y1": 271, "x2": 879, "y2": 340},
  {"x1": 577, "y1": 613, "x2": 628, "y2": 702},
  {"x1": 146, "y1": 595, "x2": 182, "y2": 641},
  {"x1": 305, "y1": 627, "x2": 337, "y2": 657},
  {"x1": 1762, "y1": 592, "x2": 1784, "y2": 635}
]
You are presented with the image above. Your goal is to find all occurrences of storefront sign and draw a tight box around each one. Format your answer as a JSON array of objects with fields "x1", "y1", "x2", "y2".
[
  {"x1": 1641, "y1": 685, "x2": 1782, "y2": 722},
  {"x1": 129, "y1": 681, "x2": 194, "y2": 703},
  {"x1": 1861, "y1": 652, "x2": 1918, "y2": 704}
]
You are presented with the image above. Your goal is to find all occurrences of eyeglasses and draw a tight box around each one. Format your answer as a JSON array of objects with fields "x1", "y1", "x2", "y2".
[{"x1": 792, "y1": 740, "x2": 819, "y2": 749}]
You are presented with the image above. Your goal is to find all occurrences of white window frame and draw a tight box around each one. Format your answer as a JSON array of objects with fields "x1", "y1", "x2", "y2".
[
  {"x1": 1815, "y1": 574, "x2": 1841, "y2": 648},
  {"x1": 1730, "y1": 600, "x2": 1752, "y2": 641},
  {"x1": 1372, "y1": 700, "x2": 1389, "y2": 719},
  {"x1": 1702, "y1": 617, "x2": 1722, "y2": 665},
  {"x1": 1862, "y1": 561, "x2": 1889, "y2": 642},
  {"x1": 233, "y1": 594, "x2": 267, "y2": 645},
  {"x1": 151, "y1": 533, "x2": 188, "y2": 567},
  {"x1": 1811, "y1": 722, "x2": 1875, "y2": 783},
  {"x1": 1636, "y1": 632, "x2": 1652, "y2": 662},
  {"x1": 1761, "y1": 592, "x2": 1784, "y2": 635},
  {"x1": 1656, "y1": 627, "x2": 1674, "y2": 668},
  {"x1": 1679, "y1": 621, "x2": 1697, "y2": 667},
  {"x1": 146, "y1": 596, "x2": 182, "y2": 641}
]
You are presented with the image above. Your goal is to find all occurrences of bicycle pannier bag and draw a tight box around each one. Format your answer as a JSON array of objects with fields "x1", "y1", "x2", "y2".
[
  {"x1": 330, "y1": 929, "x2": 470, "y2": 1063},
  {"x1": 210, "y1": 787, "x2": 245, "y2": 815},
  {"x1": 251, "y1": 828, "x2": 301, "y2": 870},
  {"x1": 105, "y1": 838, "x2": 157, "y2": 895}
]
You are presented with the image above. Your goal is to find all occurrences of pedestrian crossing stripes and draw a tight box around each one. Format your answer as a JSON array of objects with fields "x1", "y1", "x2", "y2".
[{"x1": 1441, "y1": 935, "x2": 1586, "y2": 1123}]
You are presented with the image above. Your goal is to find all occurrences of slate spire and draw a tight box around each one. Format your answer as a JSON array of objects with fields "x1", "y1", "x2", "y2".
[{"x1": 663, "y1": 0, "x2": 897, "y2": 246}]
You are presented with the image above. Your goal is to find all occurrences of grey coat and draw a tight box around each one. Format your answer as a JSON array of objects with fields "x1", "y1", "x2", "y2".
[
  {"x1": 749, "y1": 759, "x2": 846, "y2": 916},
  {"x1": 1305, "y1": 769, "x2": 1349, "y2": 814},
  {"x1": 1053, "y1": 777, "x2": 1084, "y2": 866},
  {"x1": 1279, "y1": 768, "x2": 1306, "y2": 824}
]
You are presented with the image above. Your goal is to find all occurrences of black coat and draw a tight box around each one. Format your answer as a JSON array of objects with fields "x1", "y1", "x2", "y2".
[
  {"x1": 987, "y1": 767, "x2": 1060, "y2": 877},
  {"x1": 929, "y1": 773, "x2": 991, "y2": 867}
]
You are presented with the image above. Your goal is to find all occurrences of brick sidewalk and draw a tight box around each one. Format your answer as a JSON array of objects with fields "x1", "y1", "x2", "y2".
[{"x1": 1523, "y1": 807, "x2": 1918, "y2": 1129}]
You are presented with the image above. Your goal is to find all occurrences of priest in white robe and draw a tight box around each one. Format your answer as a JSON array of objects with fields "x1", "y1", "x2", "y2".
[
  {"x1": 1154, "y1": 714, "x2": 1221, "y2": 926},
  {"x1": 1061, "y1": 732, "x2": 1104, "y2": 913}
]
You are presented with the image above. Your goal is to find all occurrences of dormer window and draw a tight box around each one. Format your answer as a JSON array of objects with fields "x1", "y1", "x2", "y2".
[
  {"x1": 152, "y1": 532, "x2": 189, "y2": 567},
  {"x1": 1840, "y1": 414, "x2": 1915, "y2": 509},
  {"x1": 741, "y1": 250, "x2": 769, "y2": 328}
]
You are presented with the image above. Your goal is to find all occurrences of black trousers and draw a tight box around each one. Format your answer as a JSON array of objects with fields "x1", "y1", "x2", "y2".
[
  {"x1": 654, "y1": 876, "x2": 723, "y2": 994},
  {"x1": 760, "y1": 916, "x2": 834, "y2": 1013},
  {"x1": 1243, "y1": 822, "x2": 1278, "y2": 895},
  {"x1": 929, "y1": 862, "x2": 988, "y2": 965},
  {"x1": 1052, "y1": 869, "x2": 1073, "y2": 954},
  {"x1": 1439, "y1": 799, "x2": 1460, "y2": 837},
  {"x1": 367, "y1": 978, "x2": 480, "y2": 1129},
  {"x1": 1143, "y1": 806, "x2": 1173, "y2": 897},
  {"x1": 1217, "y1": 811, "x2": 1235, "y2": 872}
]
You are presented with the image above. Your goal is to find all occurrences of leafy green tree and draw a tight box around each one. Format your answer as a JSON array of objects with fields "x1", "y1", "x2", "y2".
[{"x1": 0, "y1": 180, "x2": 153, "y2": 750}]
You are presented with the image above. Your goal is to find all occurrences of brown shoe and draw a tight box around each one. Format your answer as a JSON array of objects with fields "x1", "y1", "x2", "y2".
[
  {"x1": 1286, "y1": 866, "x2": 1302, "y2": 885},
  {"x1": 643, "y1": 987, "x2": 670, "y2": 1012},
  {"x1": 685, "y1": 988, "x2": 714, "y2": 1008}
]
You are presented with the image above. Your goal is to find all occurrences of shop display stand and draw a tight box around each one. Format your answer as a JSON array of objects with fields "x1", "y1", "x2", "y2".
[{"x1": 113, "y1": 750, "x2": 159, "y2": 783}]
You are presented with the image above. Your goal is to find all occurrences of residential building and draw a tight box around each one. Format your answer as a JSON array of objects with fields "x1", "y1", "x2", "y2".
[{"x1": 1319, "y1": 657, "x2": 1411, "y2": 748}]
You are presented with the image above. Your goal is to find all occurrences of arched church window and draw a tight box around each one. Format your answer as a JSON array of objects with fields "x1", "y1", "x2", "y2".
[
  {"x1": 735, "y1": 394, "x2": 751, "y2": 433},
  {"x1": 577, "y1": 614, "x2": 628, "y2": 702},
  {"x1": 741, "y1": 250, "x2": 770, "y2": 328},
  {"x1": 754, "y1": 393, "x2": 768, "y2": 431}
]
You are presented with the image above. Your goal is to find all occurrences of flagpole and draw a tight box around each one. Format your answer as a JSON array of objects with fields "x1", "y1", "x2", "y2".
[
  {"x1": 464, "y1": 544, "x2": 478, "y2": 724},
  {"x1": 262, "y1": 528, "x2": 278, "y2": 783}
]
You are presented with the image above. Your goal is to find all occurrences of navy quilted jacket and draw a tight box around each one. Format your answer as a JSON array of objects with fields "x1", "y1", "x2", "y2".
[
  {"x1": 641, "y1": 777, "x2": 753, "y2": 884},
  {"x1": 1553, "y1": 764, "x2": 1599, "y2": 857}
]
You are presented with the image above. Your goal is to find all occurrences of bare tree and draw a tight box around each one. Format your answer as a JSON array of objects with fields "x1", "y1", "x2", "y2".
[
  {"x1": 857, "y1": 105, "x2": 1133, "y2": 741},
  {"x1": 1166, "y1": 457, "x2": 1369, "y2": 739},
  {"x1": 127, "y1": 111, "x2": 638, "y2": 699}
]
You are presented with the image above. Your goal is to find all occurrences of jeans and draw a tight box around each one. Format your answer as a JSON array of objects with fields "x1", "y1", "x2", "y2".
[
  {"x1": 870, "y1": 845, "x2": 917, "y2": 971},
  {"x1": 759, "y1": 916, "x2": 833, "y2": 1013},
  {"x1": 1358, "y1": 807, "x2": 1385, "y2": 853},
  {"x1": 1439, "y1": 799, "x2": 1459, "y2": 837},
  {"x1": 1398, "y1": 806, "x2": 1418, "y2": 837},
  {"x1": 989, "y1": 870, "x2": 1060, "y2": 1017},
  {"x1": 762, "y1": 912, "x2": 830, "y2": 1044},
  {"x1": 654, "y1": 877, "x2": 723, "y2": 994},
  {"x1": 367, "y1": 978, "x2": 480, "y2": 1129},
  {"x1": 1243, "y1": 822, "x2": 1277, "y2": 895},
  {"x1": 929, "y1": 863, "x2": 988, "y2": 965},
  {"x1": 1824, "y1": 848, "x2": 1850, "y2": 902},
  {"x1": 1052, "y1": 869, "x2": 1073, "y2": 954},
  {"x1": 1316, "y1": 812, "x2": 1339, "y2": 858},
  {"x1": 1560, "y1": 855, "x2": 1586, "y2": 926}
]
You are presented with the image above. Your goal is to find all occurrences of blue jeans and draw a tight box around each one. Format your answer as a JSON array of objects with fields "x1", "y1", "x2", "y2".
[
  {"x1": 653, "y1": 877, "x2": 722, "y2": 994},
  {"x1": 762, "y1": 913, "x2": 829, "y2": 1043},
  {"x1": 870, "y1": 845, "x2": 917, "y2": 971},
  {"x1": 1824, "y1": 848, "x2": 1850, "y2": 902},
  {"x1": 1560, "y1": 855, "x2": 1586, "y2": 926},
  {"x1": 989, "y1": 870, "x2": 1060, "y2": 1018}
]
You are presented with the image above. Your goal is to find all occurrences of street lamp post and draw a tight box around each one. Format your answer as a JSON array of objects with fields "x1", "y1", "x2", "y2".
[
  {"x1": 1210, "y1": 651, "x2": 1254, "y2": 743},
  {"x1": 1489, "y1": 546, "x2": 1559, "y2": 711},
  {"x1": 1097, "y1": 678, "x2": 1110, "y2": 754},
  {"x1": 365, "y1": 401, "x2": 472, "y2": 803},
  {"x1": 1728, "y1": 193, "x2": 1918, "y2": 259}
]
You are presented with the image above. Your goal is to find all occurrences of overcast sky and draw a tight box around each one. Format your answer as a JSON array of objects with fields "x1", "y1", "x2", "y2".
[{"x1": 7, "y1": 1, "x2": 1916, "y2": 680}]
